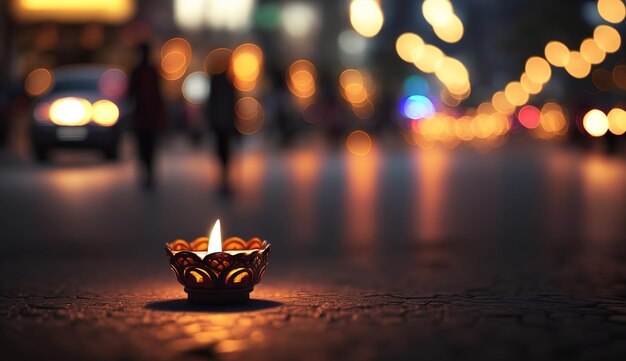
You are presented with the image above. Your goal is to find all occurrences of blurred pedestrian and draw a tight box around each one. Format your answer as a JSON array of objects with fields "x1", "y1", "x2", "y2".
[
  {"x1": 205, "y1": 49, "x2": 238, "y2": 194},
  {"x1": 128, "y1": 43, "x2": 167, "y2": 189},
  {"x1": 269, "y1": 70, "x2": 294, "y2": 147}
]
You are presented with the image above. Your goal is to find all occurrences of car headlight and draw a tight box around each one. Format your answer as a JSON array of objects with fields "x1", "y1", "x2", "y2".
[
  {"x1": 91, "y1": 100, "x2": 119, "y2": 126},
  {"x1": 49, "y1": 97, "x2": 92, "y2": 126}
]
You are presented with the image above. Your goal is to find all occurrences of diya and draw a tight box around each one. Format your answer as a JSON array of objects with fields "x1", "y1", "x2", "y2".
[{"x1": 165, "y1": 220, "x2": 271, "y2": 305}]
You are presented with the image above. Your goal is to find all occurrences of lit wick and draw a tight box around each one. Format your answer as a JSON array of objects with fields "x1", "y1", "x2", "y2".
[{"x1": 207, "y1": 219, "x2": 222, "y2": 254}]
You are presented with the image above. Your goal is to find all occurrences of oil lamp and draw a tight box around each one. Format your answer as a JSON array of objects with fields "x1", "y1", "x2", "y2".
[{"x1": 165, "y1": 220, "x2": 271, "y2": 305}]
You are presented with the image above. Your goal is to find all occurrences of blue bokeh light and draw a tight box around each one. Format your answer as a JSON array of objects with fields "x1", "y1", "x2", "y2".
[{"x1": 400, "y1": 95, "x2": 435, "y2": 120}]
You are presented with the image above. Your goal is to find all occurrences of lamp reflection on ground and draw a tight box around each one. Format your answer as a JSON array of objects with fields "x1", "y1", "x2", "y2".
[
  {"x1": 412, "y1": 147, "x2": 450, "y2": 244},
  {"x1": 233, "y1": 150, "x2": 266, "y2": 211},
  {"x1": 580, "y1": 154, "x2": 625, "y2": 245},
  {"x1": 344, "y1": 147, "x2": 379, "y2": 262},
  {"x1": 286, "y1": 146, "x2": 322, "y2": 251}
]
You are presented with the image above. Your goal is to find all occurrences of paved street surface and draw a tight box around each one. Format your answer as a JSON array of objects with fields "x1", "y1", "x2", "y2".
[{"x1": 1, "y1": 136, "x2": 626, "y2": 360}]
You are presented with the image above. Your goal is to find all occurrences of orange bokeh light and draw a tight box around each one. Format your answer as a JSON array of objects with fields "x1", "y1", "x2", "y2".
[
  {"x1": 235, "y1": 97, "x2": 264, "y2": 135},
  {"x1": 160, "y1": 37, "x2": 191, "y2": 80},
  {"x1": 232, "y1": 43, "x2": 263, "y2": 92},
  {"x1": 346, "y1": 130, "x2": 372, "y2": 156},
  {"x1": 25, "y1": 68, "x2": 53, "y2": 96},
  {"x1": 204, "y1": 48, "x2": 232, "y2": 75},
  {"x1": 288, "y1": 60, "x2": 317, "y2": 99}
]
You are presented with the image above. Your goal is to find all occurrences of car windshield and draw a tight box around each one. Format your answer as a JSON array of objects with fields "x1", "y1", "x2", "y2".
[{"x1": 52, "y1": 78, "x2": 99, "y2": 92}]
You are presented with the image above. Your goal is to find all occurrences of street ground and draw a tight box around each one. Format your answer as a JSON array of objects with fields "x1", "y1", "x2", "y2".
[{"x1": 1, "y1": 134, "x2": 626, "y2": 360}]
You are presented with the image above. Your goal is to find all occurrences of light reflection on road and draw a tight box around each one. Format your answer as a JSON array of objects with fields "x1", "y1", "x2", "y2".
[
  {"x1": 343, "y1": 147, "x2": 380, "y2": 262},
  {"x1": 0, "y1": 140, "x2": 624, "y2": 263},
  {"x1": 580, "y1": 155, "x2": 626, "y2": 245},
  {"x1": 412, "y1": 148, "x2": 450, "y2": 244},
  {"x1": 286, "y1": 147, "x2": 322, "y2": 253}
]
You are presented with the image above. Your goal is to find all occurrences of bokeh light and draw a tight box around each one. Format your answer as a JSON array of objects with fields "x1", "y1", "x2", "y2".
[
  {"x1": 235, "y1": 97, "x2": 264, "y2": 135},
  {"x1": 597, "y1": 0, "x2": 626, "y2": 24},
  {"x1": 435, "y1": 56, "x2": 470, "y2": 97},
  {"x1": 401, "y1": 95, "x2": 435, "y2": 120},
  {"x1": 396, "y1": 33, "x2": 425, "y2": 63},
  {"x1": 232, "y1": 43, "x2": 263, "y2": 92},
  {"x1": 49, "y1": 97, "x2": 92, "y2": 126},
  {"x1": 613, "y1": 65, "x2": 626, "y2": 89},
  {"x1": 518, "y1": 105, "x2": 541, "y2": 129},
  {"x1": 33, "y1": 102, "x2": 51, "y2": 122},
  {"x1": 593, "y1": 25, "x2": 621, "y2": 53},
  {"x1": 422, "y1": 0, "x2": 464, "y2": 43},
  {"x1": 99, "y1": 69, "x2": 127, "y2": 97},
  {"x1": 12, "y1": 0, "x2": 135, "y2": 23},
  {"x1": 414, "y1": 44, "x2": 444, "y2": 73},
  {"x1": 233, "y1": 52, "x2": 260, "y2": 81},
  {"x1": 255, "y1": 3, "x2": 281, "y2": 31},
  {"x1": 174, "y1": 0, "x2": 205, "y2": 31},
  {"x1": 492, "y1": 91, "x2": 515, "y2": 115},
  {"x1": 520, "y1": 73, "x2": 543, "y2": 94},
  {"x1": 160, "y1": 38, "x2": 192, "y2": 80},
  {"x1": 525, "y1": 57, "x2": 552, "y2": 84},
  {"x1": 564, "y1": 51, "x2": 591, "y2": 78},
  {"x1": 455, "y1": 116, "x2": 474, "y2": 141},
  {"x1": 346, "y1": 130, "x2": 372, "y2": 156},
  {"x1": 544, "y1": 41, "x2": 570, "y2": 67},
  {"x1": 204, "y1": 48, "x2": 232, "y2": 75},
  {"x1": 344, "y1": 82, "x2": 368, "y2": 104},
  {"x1": 607, "y1": 108, "x2": 626, "y2": 135},
  {"x1": 580, "y1": 38, "x2": 606, "y2": 65},
  {"x1": 583, "y1": 109, "x2": 609, "y2": 137},
  {"x1": 288, "y1": 60, "x2": 317, "y2": 99},
  {"x1": 339, "y1": 68, "x2": 376, "y2": 118},
  {"x1": 25, "y1": 68, "x2": 53, "y2": 96},
  {"x1": 91, "y1": 100, "x2": 119, "y2": 126},
  {"x1": 338, "y1": 30, "x2": 368, "y2": 56},
  {"x1": 349, "y1": 0, "x2": 384, "y2": 38},
  {"x1": 161, "y1": 52, "x2": 187, "y2": 76},
  {"x1": 504, "y1": 81, "x2": 529, "y2": 106},
  {"x1": 339, "y1": 69, "x2": 364, "y2": 90},
  {"x1": 282, "y1": 2, "x2": 320, "y2": 38},
  {"x1": 433, "y1": 15, "x2": 464, "y2": 43},
  {"x1": 422, "y1": 0, "x2": 454, "y2": 26},
  {"x1": 182, "y1": 72, "x2": 211, "y2": 104},
  {"x1": 536, "y1": 102, "x2": 568, "y2": 139},
  {"x1": 174, "y1": 0, "x2": 254, "y2": 32}
]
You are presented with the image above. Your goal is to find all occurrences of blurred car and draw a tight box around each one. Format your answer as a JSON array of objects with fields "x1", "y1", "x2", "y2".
[{"x1": 30, "y1": 65, "x2": 128, "y2": 161}]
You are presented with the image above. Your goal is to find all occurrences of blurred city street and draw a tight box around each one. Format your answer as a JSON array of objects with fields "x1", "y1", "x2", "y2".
[
  {"x1": 2, "y1": 135, "x2": 626, "y2": 360},
  {"x1": 2, "y1": 0, "x2": 626, "y2": 360},
  {"x1": 1, "y1": 134, "x2": 624, "y2": 260}
]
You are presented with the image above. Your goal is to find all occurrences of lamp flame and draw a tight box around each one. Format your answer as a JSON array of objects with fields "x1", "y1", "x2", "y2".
[{"x1": 208, "y1": 219, "x2": 222, "y2": 254}]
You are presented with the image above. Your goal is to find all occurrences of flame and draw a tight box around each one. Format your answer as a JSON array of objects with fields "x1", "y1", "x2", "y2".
[{"x1": 208, "y1": 219, "x2": 222, "y2": 253}]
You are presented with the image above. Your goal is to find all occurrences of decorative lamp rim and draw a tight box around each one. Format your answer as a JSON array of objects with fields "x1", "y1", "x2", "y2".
[{"x1": 165, "y1": 236, "x2": 269, "y2": 253}]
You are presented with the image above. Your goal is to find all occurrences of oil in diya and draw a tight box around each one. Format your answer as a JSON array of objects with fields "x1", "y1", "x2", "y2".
[{"x1": 165, "y1": 220, "x2": 271, "y2": 305}]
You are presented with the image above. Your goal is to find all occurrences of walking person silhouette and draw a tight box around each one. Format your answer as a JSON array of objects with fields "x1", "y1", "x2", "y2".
[
  {"x1": 205, "y1": 49, "x2": 238, "y2": 195},
  {"x1": 128, "y1": 43, "x2": 167, "y2": 189}
]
